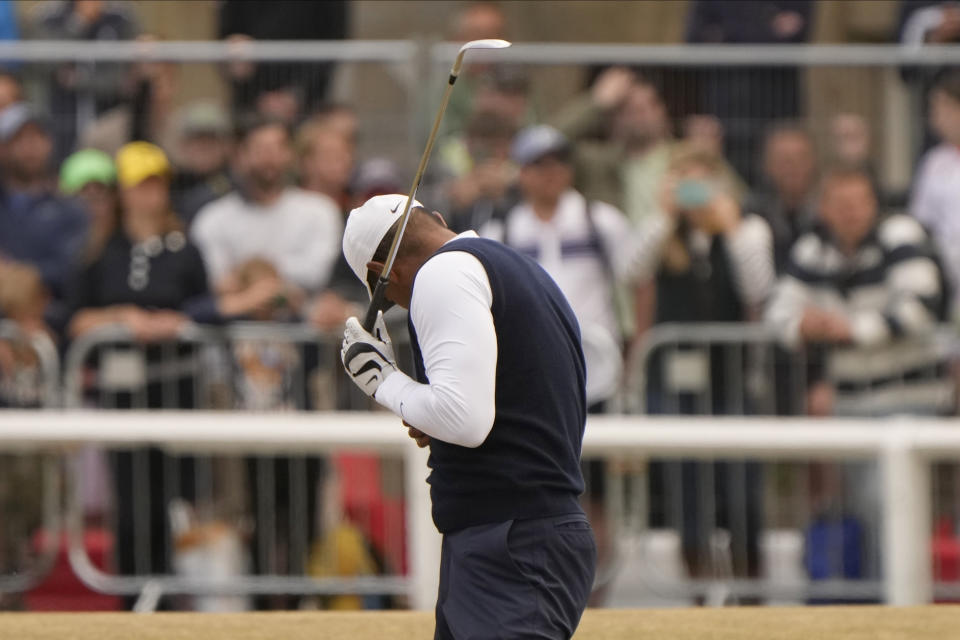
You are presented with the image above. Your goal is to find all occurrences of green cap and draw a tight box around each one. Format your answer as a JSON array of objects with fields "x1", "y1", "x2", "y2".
[{"x1": 59, "y1": 149, "x2": 117, "y2": 195}]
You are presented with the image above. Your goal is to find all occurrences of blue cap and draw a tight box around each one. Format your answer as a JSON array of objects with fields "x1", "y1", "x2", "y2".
[{"x1": 510, "y1": 125, "x2": 570, "y2": 166}]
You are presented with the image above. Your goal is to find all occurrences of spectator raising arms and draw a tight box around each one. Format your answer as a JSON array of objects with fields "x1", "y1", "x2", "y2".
[
  {"x1": 910, "y1": 71, "x2": 960, "y2": 319},
  {"x1": 553, "y1": 67, "x2": 671, "y2": 219},
  {"x1": 554, "y1": 67, "x2": 743, "y2": 227},
  {"x1": 191, "y1": 117, "x2": 342, "y2": 300}
]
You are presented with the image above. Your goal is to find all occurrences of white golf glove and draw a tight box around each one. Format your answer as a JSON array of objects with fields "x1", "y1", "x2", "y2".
[{"x1": 341, "y1": 312, "x2": 397, "y2": 399}]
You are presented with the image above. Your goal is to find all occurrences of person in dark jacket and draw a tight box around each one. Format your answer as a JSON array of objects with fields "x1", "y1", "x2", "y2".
[
  {"x1": 218, "y1": 0, "x2": 348, "y2": 121},
  {"x1": 0, "y1": 103, "x2": 88, "y2": 331},
  {"x1": 686, "y1": 0, "x2": 814, "y2": 184}
]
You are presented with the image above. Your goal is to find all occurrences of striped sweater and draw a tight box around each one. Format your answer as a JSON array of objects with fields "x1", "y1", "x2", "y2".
[{"x1": 766, "y1": 214, "x2": 951, "y2": 415}]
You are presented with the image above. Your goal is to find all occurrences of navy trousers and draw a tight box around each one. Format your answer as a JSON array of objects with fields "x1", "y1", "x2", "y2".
[{"x1": 434, "y1": 512, "x2": 597, "y2": 640}]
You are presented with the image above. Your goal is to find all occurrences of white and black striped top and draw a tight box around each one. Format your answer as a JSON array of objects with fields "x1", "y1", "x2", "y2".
[
  {"x1": 767, "y1": 214, "x2": 945, "y2": 349},
  {"x1": 766, "y1": 214, "x2": 952, "y2": 415}
]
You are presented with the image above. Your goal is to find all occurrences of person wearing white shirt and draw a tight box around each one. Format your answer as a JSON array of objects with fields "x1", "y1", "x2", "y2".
[
  {"x1": 191, "y1": 117, "x2": 342, "y2": 297},
  {"x1": 910, "y1": 71, "x2": 960, "y2": 316},
  {"x1": 480, "y1": 125, "x2": 663, "y2": 406}
]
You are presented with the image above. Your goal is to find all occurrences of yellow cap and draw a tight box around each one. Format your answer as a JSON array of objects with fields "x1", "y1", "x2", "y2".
[{"x1": 115, "y1": 141, "x2": 171, "y2": 188}]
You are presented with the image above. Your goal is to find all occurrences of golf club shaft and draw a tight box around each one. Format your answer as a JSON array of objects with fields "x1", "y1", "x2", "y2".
[{"x1": 361, "y1": 53, "x2": 467, "y2": 332}]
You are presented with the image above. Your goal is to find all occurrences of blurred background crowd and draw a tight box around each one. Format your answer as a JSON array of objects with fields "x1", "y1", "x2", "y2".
[{"x1": 1, "y1": 0, "x2": 960, "y2": 612}]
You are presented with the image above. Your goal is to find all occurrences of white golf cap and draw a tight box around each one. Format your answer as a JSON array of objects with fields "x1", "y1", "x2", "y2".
[{"x1": 343, "y1": 193, "x2": 423, "y2": 297}]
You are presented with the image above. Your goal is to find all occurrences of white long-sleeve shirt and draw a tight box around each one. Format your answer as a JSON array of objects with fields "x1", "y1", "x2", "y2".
[
  {"x1": 910, "y1": 143, "x2": 960, "y2": 314},
  {"x1": 375, "y1": 231, "x2": 498, "y2": 448},
  {"x1": 191, "y1": 187, "x2": 342, "y2": 292}
]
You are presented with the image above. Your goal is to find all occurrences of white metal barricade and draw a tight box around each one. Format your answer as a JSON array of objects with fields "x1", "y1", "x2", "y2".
[{"x1": 0, "y1": 411, "x2": 947, "y2": 608}]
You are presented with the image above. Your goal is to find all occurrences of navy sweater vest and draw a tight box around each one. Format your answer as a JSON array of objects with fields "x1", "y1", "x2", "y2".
[{"x1": 408, "y1": 237, "x2": 587, "y2": 533}]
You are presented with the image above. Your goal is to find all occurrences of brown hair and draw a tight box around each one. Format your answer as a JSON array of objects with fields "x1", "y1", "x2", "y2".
[
  {"x1": 817, "y1": 166, "x2": 875, "y2": 201},
  {"x1": 668, "y1": 143, "x2": 725, "y2": 175}
]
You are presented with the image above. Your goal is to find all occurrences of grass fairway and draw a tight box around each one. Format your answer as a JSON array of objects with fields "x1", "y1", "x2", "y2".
[{"x1": 0, "y1": 606, "x2": 956, "y2": 639}]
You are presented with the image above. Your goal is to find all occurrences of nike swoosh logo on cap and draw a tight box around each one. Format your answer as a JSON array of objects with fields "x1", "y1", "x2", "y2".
[{"x1": 390, "y1": 201, "x2": 401, "y2": 213}]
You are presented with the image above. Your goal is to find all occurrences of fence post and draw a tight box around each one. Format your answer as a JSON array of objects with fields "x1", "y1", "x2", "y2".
[
  {"x1": 881, "y1": 426, "x2": 931, "y2": 605},
  {"x1": 404, "y1": 440, "x2": 441, "y2": 610}
]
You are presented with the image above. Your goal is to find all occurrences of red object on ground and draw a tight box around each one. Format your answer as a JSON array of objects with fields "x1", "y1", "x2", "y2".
[
  {"x1": 932, "y1": 517, "x2": 960, "y2": 604},
  {"x1": 335, "y1": 453, "x2": 408, "y2": 575},
  {"x1": 24, "y1": 528, "x2": 122, "y2": 611}
]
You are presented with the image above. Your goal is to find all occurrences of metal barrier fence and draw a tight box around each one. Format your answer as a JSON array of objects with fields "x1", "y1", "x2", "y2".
[
  {"x1": 0, "y1": 411, "x2": 948, "y2": 609},
  {"x1": 0, "y1": 321, "x2": 62, "y2": 604},
  {"x1": 0, "y1": 320, "x2": 60, "y2": 409},
  {"x1": 626, "y1": 322, "x2": 958, "y2": 417},
  {"x1": 54, "y1": 321, "x2": 416, "y2": 611},
  {"x1": 62, "y1": 321, "x2": 413, "y2": 411},
  {"x1": 609, "y1": 322, "x2": 959, "y2": 604},
  {"x1": 2, "y1": 318, "x2": 960, "y2": 609}
]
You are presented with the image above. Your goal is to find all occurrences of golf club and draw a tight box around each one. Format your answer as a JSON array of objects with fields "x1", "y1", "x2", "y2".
[{"x1": 362, "y1": 38, "x2": 511, "y2": 332}]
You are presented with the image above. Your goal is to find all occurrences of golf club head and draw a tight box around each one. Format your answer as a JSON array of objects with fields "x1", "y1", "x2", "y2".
[
  {"x1": 452, "y1": 39, "x2": 511, "y2": 75},
  {"x1": 458, "y1": 38, "x2": 512, "y2": 54}
]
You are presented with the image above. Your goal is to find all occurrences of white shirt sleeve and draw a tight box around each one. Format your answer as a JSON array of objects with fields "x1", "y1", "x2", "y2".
[
  {"x1": 374, "y1": 250, "x2": 498, "y2": 448},
  {"x1": 909, "y1": 154, "x2": 938, "y2": 230},
  {"x1": 591, "y1": 200, "x2": 673, "y2": 284},
  {"x1": 724, "y1": 214, "x2": 776, "y2": 308}
]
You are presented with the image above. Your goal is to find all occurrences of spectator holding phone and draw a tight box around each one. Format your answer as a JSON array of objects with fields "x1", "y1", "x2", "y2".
[
  {"x1": 635, "y1": 145, "x2": 775, "y2": 342},
  {"x1": 636, "y1": 144, "x2": 774, "y2": 582}
]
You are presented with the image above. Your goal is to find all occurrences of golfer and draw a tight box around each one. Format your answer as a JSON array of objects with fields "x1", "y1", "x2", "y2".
[{"x1": 340, "y1": 193, "x2": 596, "y2": 639}]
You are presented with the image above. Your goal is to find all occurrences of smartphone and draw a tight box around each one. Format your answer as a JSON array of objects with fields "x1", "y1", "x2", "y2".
[{"x1": 674, "y1": 178, "x2": 714, "y2": 210}]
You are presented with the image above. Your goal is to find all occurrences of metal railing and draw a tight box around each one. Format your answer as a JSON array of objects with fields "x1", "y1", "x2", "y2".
[
  {"x1": 429, "y1": 42, "x2": 960, "y2": 67},
  {"x1": 626, "y1": 322, "x2": 958, "y2": 416},
  {"x1": 0, "y1": 410, "x2": 949, "y2": 608},
  {"x1": 0, "y1": 320, "x2": 61, "y2": 409},
  {"x1": 0, "y1": 39, "x2": 951, "y2": 66},
  {"x1": 52, "y1": 322, "x2": 418, "y2": 610},
  {"x1": 62, "y1": 321, "x2": 412, "y2": 411},
  {"x1": 611, "y1": 322, "x2": 959, "y2": 604},
  {"x1": 3, "y1": 317, "x2": 960, "y2": 608},
  {"x1": 0, "y1": 321, "x2": 63, "y2": 600}
]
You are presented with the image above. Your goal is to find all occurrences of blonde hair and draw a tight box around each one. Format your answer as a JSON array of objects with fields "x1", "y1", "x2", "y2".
[
  {"x1": 668, "y1": 143, "x2": 726, "y2": 175},
  {"x1": 660, "y1": 144, "x2": 735, "y2": 275}
]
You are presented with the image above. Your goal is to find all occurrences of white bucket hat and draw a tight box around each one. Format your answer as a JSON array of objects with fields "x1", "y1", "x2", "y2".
[{"x1": 343, "y1": 194, "x2": 423, "y2": 297}]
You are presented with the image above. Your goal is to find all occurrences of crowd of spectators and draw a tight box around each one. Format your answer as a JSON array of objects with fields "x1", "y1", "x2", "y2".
[
  {"x1": 0, "y1": 0, "x2": 956, "y2": 414},
  {"x1": 2, "y1": 0, "x2": 960, "y2": 607}
]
